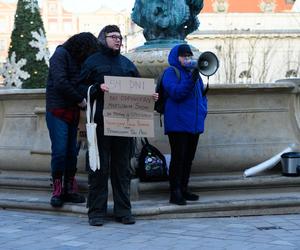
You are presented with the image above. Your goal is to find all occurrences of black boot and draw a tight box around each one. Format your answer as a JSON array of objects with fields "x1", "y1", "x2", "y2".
[
  {"x1": 169, "y1": 188, "x2": 186, "y2": 205},
  {"x1": 64, "y1": 176, "x2": 86, "y2": 203},
  {"x1": 50, "y1": 175, "x2": 64, "y2": 207},
  {"x1": 183, "y1": 190, "x2": 199, "y2": 201},
  {"x1": 115, "y1": 215, "x2": 136, "y2": 225}
]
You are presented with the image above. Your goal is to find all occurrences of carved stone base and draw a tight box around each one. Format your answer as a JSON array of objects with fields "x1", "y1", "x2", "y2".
[{"x1": 125, "y1": 46, "x2": 201, "y2": 79}]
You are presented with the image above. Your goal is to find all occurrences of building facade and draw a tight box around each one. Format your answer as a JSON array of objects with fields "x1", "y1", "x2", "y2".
[
  {"x1": 189, "y1": 12, "x2": 300, "y2": 84},
  {"x1": 192, "y1": 0, "x2": 299, "y2": 84},
  {"x1": 0, "y1": 0, "x2": 299, "y2": 84},
  {"x1": 0, "y1": 0, "x2": 138, "y2": 63}
]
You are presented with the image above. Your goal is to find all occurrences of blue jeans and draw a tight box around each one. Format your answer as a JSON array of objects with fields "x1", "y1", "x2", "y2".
[{"x1": 46, "y1": 111, "x2": 78, "y2": 176}]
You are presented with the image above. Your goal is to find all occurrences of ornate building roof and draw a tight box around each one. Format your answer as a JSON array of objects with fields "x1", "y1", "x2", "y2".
[{"x1": 202, "y1": 0, "x2": 295, "y2": 13}]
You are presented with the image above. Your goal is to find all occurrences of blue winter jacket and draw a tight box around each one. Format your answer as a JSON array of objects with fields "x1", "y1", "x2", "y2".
[{"x1": 162, "y1": 45, "x2": 208, "y2": 134}]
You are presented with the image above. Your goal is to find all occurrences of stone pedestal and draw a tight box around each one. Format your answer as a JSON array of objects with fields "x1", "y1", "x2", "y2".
[{"x1": 125, "y1": 47, "x2": 201, "y2": 79}]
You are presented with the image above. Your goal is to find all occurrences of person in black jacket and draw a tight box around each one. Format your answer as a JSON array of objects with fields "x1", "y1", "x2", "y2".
[
  {"x1": 78, "y1": 25, "x2": 140, "y2": 226},
  {"x1": 46, "y1": 32, "x2": 100, "y2": 208}
]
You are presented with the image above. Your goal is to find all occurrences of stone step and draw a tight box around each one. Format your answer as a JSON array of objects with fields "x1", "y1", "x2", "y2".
[
  {"x1": 139, "y1": 171, "x2": 300, "y2": 194},
  {"x1": 1, "y1": 170, "x2": 300, "y2": 218},
  {"x1": 1, "y1": 170, "x2": 300, "y2": 195},
  {"x1": 1, "y1": 185, "x2": 300, "y2": 219},
  {"x1": 0, "y1": 170, "x2": 140, "y2": 200}
]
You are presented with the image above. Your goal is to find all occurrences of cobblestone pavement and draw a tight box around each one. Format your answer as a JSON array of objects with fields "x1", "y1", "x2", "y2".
[{"x1": 1, "y1": 209, "x2": 300, "y2": 250}]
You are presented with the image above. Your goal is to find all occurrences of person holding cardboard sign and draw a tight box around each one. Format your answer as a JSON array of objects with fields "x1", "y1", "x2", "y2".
[{"x1": 78, "y1": 25, "x2": 140, "y2": 226}]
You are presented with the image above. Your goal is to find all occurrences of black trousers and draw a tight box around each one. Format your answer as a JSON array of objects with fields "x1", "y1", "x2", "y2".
[
  {"x1": 168, "y1": 132, "x2": 200, "y2": 191},
  {"x1": 87, "y1": 134, "x2": 132, "y2": 219}
]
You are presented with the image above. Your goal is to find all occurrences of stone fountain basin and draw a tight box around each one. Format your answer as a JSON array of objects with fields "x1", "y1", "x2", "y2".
[{"x1": 0, "y1": 80, "x2": 299, "y2": 174}]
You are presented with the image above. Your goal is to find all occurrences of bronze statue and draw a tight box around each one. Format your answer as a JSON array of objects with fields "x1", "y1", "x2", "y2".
[{"x1": 131, "y1": 0, "x2": 204, "y2": 43}]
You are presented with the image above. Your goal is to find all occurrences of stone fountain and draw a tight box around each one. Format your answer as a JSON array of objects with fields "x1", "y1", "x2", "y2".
[{"x1": 0, "y1": 0, "x2": 300, "y2": 176}]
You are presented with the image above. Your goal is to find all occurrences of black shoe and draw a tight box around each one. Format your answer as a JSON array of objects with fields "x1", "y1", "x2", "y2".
[
  {"x1": 115, "y1": 215, "x2": 136, "y2": 225},
  {"x1": 64, "y1": 193, "x2": 86, "y2": 203},
  {"x1": 183, "y1": 191, "x2": 199, "y2": 201},
  {"x1": 169, "y1": 189, "x2": 186, "y2": 205},
  {"x1": 50, "y1": 195, "x2": 64, "y2": 208},
  {"x1": 169, "y1": 196, "x2": 186, "y2": 205},
  {"x1": 89, "y1": 217, "x2": 104, "y2": 226},
  {"x1": 64, "y1": 176, "x2": 85, "y2": 203}
]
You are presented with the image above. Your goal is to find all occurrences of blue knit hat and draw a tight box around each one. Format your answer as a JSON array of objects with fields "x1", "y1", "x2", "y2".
[{"x1": 178, "y1": 44, "x2": 193, "y2": 56}]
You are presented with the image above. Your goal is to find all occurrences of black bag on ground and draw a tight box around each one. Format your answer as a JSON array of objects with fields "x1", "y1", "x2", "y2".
[{"x1": 137, "y1": 138, "x2": 168, "y2": 182}]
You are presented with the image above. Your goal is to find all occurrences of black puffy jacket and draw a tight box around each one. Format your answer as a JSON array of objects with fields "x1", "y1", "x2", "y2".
[
  {"x1": 46, "y1": 46, "x2": 84, "y2": 111},
  {"x1": 78, "y1": 45, "x2": 140, "y2": 132}
]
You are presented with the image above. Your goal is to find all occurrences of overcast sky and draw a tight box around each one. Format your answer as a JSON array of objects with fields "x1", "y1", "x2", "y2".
[{"x1": 2, "y1": 0, "x2": 136, "y2": 12}]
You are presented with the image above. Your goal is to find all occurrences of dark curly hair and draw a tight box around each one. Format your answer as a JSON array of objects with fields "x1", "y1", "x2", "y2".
[{"x1": 63, "y1": 32, "x2": 100, "y2": 64}]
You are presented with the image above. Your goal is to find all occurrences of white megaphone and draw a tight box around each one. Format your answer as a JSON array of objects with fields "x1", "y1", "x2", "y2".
[
  {"x1": 183, "y1": 51, "x2": 219, "y2": 95},
  {"x1": 183, "y1": 51, "x2": 219, "y2": 77},
  {"x1": 197, "y1": 51, "x2": 219, "y2": 77}
]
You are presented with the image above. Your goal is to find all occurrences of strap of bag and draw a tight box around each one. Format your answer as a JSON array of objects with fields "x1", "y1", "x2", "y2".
[
  {"x1": 86, "y1": 85, "x2": 97, "y2": 124},
  {"x1": 157, "y1": 66, "x2": 180, "y2": 127},
  {"x1": 144, "y1": 137, "x2": 149, "y2": 145},
  {"x1": 171, "y1": 66, "x2": 180, "y2": 81},
  {"x1": 141, "y1": 137, "x2": 150, "y2": 146}
]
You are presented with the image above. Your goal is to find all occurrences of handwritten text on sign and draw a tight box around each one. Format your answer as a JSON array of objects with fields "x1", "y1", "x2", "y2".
[
  {"x1": 104, "y1": 117, "x2": 154, "y2": 137},
  {"x1": 104, "y1": 76, "x2": 155, "y2": 95},
  {"x1": 103, "y1": 76, "x2": 155, "y2": 137}
]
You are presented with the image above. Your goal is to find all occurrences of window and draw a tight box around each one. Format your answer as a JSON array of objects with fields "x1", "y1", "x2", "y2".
[
  {"x1": 212, "y1": 0, "x2": 229, "y2": 13},
  {"x1": 48, "y1": 19, "x2": 58, "y2": 32},
  {"x1": 63, "y1": 21, "x2": 73, "y2": 33},
  {"x1": 286, "y1": 70, "x2": 298, "y2": 78},
  {"x1": 239, "y1": 70, "x2": 252, "y2": 84},
  {"x1": 259, "y1": 0, "x2": 276, "y2": 13},
  {"x1": 48, "y1": 3, "x2": 57, "y2": 14},
  {"x1": 82, "y1": 23, "x2": 90, "y2": 31},
  {"x1": 0, "y1": 40, "x2": 5, "y2": 51},
  {"x1": 0, "y1": 18, "x2": 7, "y2": 32}
]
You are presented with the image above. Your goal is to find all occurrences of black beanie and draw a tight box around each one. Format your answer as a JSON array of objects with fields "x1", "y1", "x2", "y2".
[
  {"x1": 178, "y1": 44, "x2": 193, "y2": 56},
  {"x1": 98, "y1": 25, "x2": 121, "y2": 46}
]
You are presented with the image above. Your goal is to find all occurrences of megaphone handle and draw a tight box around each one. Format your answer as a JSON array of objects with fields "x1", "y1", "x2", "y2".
[{"x1": 203, "y1": 76, "x2": 209, "y2": 96}]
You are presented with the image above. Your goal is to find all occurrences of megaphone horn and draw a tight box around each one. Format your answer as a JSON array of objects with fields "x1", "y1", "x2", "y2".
[{"x1": 198, "y1": 51, "x2": 219, "y2": 77}]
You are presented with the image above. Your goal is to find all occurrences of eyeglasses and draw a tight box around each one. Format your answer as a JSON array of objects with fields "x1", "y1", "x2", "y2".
[{"x1": 105, "y1": 35, "x2": 123, "y2": 41}]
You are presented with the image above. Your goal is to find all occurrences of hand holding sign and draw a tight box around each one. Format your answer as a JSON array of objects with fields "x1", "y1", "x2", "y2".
[{"x1": 100, "y1": 83, "x2": 109, "y2": 92}]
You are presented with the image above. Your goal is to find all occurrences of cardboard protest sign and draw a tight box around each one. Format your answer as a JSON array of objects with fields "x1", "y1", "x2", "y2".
[
  {"x1": 104, "y1": 76, "x2": 155, "y2": 137},
  {"x1": 104, "y1": 76, "x2": 155, "y2": 95}
]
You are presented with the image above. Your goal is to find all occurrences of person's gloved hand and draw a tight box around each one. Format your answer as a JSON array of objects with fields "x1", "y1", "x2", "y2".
[
  {"x1": 78, "y1": 98, "x2": 87, "y2": 110},
  {"x1": 191, "y1": 68, "x2": 200, "y2": 83}
]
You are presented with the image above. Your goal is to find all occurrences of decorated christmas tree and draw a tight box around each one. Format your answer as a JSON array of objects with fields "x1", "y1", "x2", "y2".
[{"x1": 1, "y1": 0, "x2": 49, "y2": 88}]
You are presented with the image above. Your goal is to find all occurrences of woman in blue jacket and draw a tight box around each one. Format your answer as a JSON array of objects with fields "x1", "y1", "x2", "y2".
[{"x1": 162, "y1": 44, "x2": 208, "y2": 205}]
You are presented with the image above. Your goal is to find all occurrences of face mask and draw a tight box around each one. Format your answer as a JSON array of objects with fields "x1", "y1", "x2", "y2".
[{"x1": 183, "y1": 58, "x2": 197, "y2": 70}]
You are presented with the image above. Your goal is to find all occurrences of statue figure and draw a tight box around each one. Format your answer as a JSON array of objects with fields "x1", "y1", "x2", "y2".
[{"x1": 131, "y1": 0, "x2": 204, "y2": 44}]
